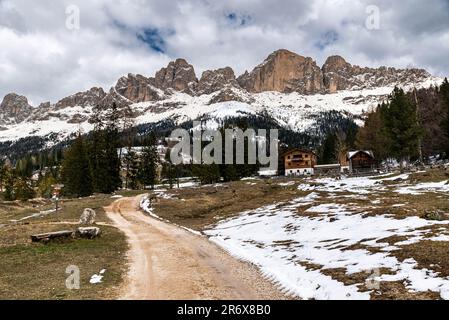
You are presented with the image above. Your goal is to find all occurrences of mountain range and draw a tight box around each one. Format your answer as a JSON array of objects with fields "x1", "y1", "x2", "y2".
[{"x1": 0, "y1": 49, "x2": 443, "y2": 149}]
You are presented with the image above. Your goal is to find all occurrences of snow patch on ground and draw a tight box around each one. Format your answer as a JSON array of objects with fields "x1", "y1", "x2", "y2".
[
  {"x1": 206, "y1": 175, "x2": 449, "y2": 300},
  {"x1": 139, "y1": 196, "x2": 159, "y2": 219},
  {"x1": 90, "y1": 269, "x2": 106, "y2": 284},
  {"x1": 395, "y1": 181, "x2": 449, "y2": 195},
  {"x1": 298, "y1": 176, "x2": 386, "y2": 194},
  {"x1": 9, "y1": 208, "x2": 58, "y2": 223}
]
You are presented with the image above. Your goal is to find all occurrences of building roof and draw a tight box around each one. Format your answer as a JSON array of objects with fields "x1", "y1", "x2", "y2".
[
  {"x1": 348, "y1": 150, "x2": 375, "y2": 160},
  {"x1": 282, "y1": 148, "x2": 317, "y2": 157}
]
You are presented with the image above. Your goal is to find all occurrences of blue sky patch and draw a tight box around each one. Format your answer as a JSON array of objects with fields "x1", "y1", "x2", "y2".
[
  {"x1": 314, "y1": 30, "x2": 339, "y2": 50},
  {"x1": 137, "y1": 28, "x2": 167, "y2": 53},
  {"x1": 226, "y1": 12, "x2": 251, "y2": 26}
]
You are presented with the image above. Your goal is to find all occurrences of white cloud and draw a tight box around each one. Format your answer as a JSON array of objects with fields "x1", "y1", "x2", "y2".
[{"x1": 0, "y1": 0, "x2": 448, "y2": 105}]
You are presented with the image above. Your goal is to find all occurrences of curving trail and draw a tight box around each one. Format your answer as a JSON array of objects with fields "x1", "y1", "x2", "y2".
[{"x1": 105, "y1": 195, "x2": 288, "y2": 300}]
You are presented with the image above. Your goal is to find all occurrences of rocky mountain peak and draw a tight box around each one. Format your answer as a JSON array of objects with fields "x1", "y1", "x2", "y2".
[
  {"x1": 155, "y1": 58, "x2": 198, "y2": 94},
  {"x1": 237, "y1": 49, "x2": 325, "y2": 94},
  {"x1": 55, "y1": 87, "x2": 107, "y2": 109},
  {"x1": 114, "y1": 73, "x2": 162, "y2": 103},
  {"x1": 0, "y1": 93, "x2": 33, "y2": 125},
  {"x1": 323, "y1": 55, "x2": 351, "y2": 72},
  {"x1": 322, "y1": 55, "x2": 432, "y2": 93},
  {"x1": 197, "y1": 67, "x2": 240, "y2": 95}
]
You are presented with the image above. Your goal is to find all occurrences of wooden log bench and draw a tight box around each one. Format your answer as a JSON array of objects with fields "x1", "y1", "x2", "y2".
[{"x1": 31, "y1": 230, "x2": 75, "y2": 243}]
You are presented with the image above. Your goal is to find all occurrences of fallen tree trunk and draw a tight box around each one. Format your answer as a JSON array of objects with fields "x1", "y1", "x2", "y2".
[{"x1": 31, "y1": 230, "x2": 74, "y2": 243}]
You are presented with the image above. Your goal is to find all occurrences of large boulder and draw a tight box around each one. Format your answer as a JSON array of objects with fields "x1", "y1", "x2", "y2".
[
  {"x1": 79, "y1": 208, "x2": 96, "y2": 225},
  {"x1": 76, "y1": 227, "x2": 101, "y2": 239}
]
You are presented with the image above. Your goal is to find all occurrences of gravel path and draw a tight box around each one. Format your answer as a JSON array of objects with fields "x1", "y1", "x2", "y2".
[{"x1": 105, "y1": 195, "x2": 290, "y2": 300}]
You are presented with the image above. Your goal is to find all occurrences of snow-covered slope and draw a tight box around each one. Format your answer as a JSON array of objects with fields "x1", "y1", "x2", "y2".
[{"x1": 0, "y1": 76, "x2": 443, "y2": 146}]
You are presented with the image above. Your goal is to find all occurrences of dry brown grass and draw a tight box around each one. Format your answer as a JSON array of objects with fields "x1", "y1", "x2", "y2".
[
  {"x1": 152, "y1": 179, "x2": 307, "y2": 230},
  {"x1": 394, "y1": 241, "x2": 449, "y2": 278},
  {"x1": 410, "y1": 168, "x2": 449, "y2": 184},
  {"x1": 0, "y1": 195, "x2": 129, "y2": 300}
]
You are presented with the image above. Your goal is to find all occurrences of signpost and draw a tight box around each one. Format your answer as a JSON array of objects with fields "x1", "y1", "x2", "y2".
[{"x1": 51, "y1": 184, "x2": 65, "y2": 212}]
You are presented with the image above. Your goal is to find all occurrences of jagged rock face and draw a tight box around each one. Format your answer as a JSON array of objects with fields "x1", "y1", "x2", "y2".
[
  {"x1": 0, "y1": 48, "x2": 438, "y2": 141},
  {"x1": 197, "y1": 67, "x2": 240, "y2": 95},
  {"x1": 322, "y1": 55, "x2": 431, "y2": 93},
  {"x1": 209, "y1": 88, "x2": 254, "y2": 104},
  {"x1": 155, "y1": 58, "x2": 198, "y2": 94},
  {"x1": 322, "y1": 56, "x2": 355, "y2": 93},
  {"x1": 0, "y1": 93, "x2": 33, "y2": 124},
  {"x1": 115, "y1": 74, "x2": 162, "y2": 103},
  {"x1": 55, "y1": 87, "x2": 106, "y2": 109},
  {"x1": 237, "y1": 49, "x2": 325, "y2": 94},
  {"x1": 38, "y1": 101, "x2": 51, "y2": 109}
]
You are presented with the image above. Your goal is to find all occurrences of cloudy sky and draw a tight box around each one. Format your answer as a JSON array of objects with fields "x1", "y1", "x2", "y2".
[{"x1": 1, "y1": 0, "x2": 449, "y2": 105}]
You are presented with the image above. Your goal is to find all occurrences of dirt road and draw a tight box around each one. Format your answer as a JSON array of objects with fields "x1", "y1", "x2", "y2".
[{"x1": 105, "y1": 195, "x2": 288, "y2": 300}]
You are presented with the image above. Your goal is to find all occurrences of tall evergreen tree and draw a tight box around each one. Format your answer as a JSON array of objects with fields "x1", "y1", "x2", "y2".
[
  {"x1": 101, "y1": 102, "x2": 123, "y2": 192},
  {"x1": 319, "y1": 133, "x2": 337, "y2": 164},
  {"x1": 61, "y1": 135, "x2": 93, "y2": 197},
  {"x1": 356, "y1": 104, "x2": 391, "y2": 161},
  {"x1": 382, "y1": 87, "x2": 423, "y2": 164},
  {"x1": 3, "y1": 168, "x2": 15, "y2": 201},
  {"x1": 440, "y1": 78, "x2": 449, "y2": 158},
  {"x1": 0, "y1": 164, "x2": 6, "y2": 192},
  {"x1": 139, "y1": 134, "x2": 159, "y2": 189},
  {"x1": 88, "y1": 103, "x2": 122, "y2": 193},
  {"x1": 192, "y1": 164, "x2": 221, "y2": 185},
  {"x1": 14, "y1": 176, "x2": 35, "y2": 201},
  {"x1": 123, "y1": 148, "x2": 140, "y2": 189},
  {"x1": 37, "y1": 171, "x2": 58, "y2": 199},
  {"x1": 161, "y1": 149, "x2": 178, "y2": 189}
]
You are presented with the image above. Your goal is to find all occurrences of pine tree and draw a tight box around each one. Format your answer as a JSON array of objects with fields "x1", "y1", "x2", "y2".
[
  {"x1": 61, "y1": 135, "x2": 93, "y2": 197},
  {"x1": 440, "y1": 78, "x2": 449, "y2": 158},
  {"x1": 37, "y1": 171, "x2": 58, "y2": 199},
  {"x1": 14, "y1": 176, "x2": 35, "y2": 201},
  {"x1": 0, "y1": 164, "x2": 6, "y2": 192},
  {"x1": 88, "y1": 104, "x2": 106, "y2": 192},
  {"x1": 161, "y1": 149, "x2": 177, "y2": 189},
  {"x1": 319, "y1": 133, "x2": 337, "y2": 164},
  {"x1": 88, "y1": 103, "x2": 122, "y2": 194},
  {"x1": 192, "y1": 164, "x2": 221, "y2": 185},
  {"x1": 356, "y1": 104, "x2": 391, "y2": 160},
  {"x1": 104, "y1": 103, "x2": 123, "y2": 192},
  {"x1": 139, "y1": 134, "x2": 159, "y2": 189},
  {"x1": 3, "y1": 168, "x2": 15, "y2": 201},
  {"x1": 123, "y1": 148, "x2": 140, "y2": 190},
  {"x1": 382, "y1": 87, "x2": 423, "y2": 164}
]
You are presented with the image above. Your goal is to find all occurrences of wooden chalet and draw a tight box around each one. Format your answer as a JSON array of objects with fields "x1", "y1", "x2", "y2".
[
  {"x1": 345, "y1": 150, "x2": 376, "y2": 174},
  {"x1": 283, "y1": 149, "x2": 317, "y2": 176}
]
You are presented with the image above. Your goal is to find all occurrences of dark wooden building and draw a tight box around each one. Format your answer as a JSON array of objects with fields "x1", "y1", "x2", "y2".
[{"x1": 347, "y1": 150, "x2": 376, "y2": 173}]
